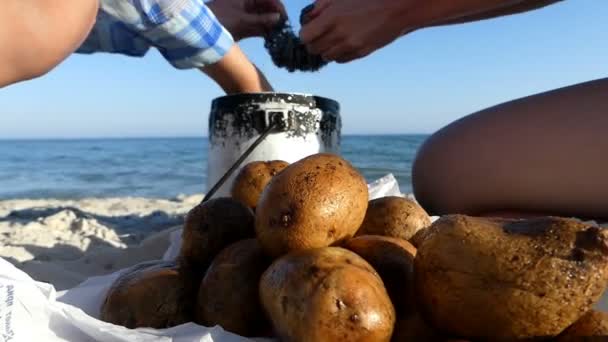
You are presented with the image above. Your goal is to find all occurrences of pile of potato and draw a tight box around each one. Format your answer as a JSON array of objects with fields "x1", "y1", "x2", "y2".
[{"x1": 100, "y1": 153, "x2": 608, "y2": 341}]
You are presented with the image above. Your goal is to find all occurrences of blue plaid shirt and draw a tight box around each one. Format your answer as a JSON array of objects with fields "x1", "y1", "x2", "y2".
[{"x1": 77, "y1": 0, "x2": 234, "y2": 69}]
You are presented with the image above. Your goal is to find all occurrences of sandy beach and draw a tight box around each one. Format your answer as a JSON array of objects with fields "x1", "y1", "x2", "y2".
[{"x1": 0, "y1": 195, "x2": 203, "y2": 290}]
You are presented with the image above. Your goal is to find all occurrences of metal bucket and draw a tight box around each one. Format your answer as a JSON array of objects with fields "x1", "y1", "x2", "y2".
[{"x1": 206, "y1": 92, "x2": 341, "y2": 198}]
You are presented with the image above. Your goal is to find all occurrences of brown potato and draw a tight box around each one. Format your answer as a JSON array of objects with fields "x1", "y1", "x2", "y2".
[
  {"x1": 343, "y1": 235, "x2": 416, "y2": 316},
  {"x1": 196, "y1": 239, "x2": 272, "y2": 337},
  {"x1": 230, "y1": 160, "x2": 289, "y2": 210},
  {"x1": 179, "y1": 198, "x2": 255, "y2": 270},
  {"x1": 556, "y1": 310, "x2": 608, "y2": 341},
  {"x1": 356, "y1": 196, "x2": 431, "y2": 241},
  {"x1": 391, "y1": 313, "x2": 440, "y2": 342},
  {"x1": 391, "y1": 314, "x2": 472, "y2": 342},
  {"x1": 101, "y1": 261, "x2": 197, "y2": 329},
  {"x1": 409, "y1": 226, "x2": 432, "y2": 248},
  {"x1": 415, "y1": 215, "x2": 608, "y2": 339},
  {"x1": 259, "y1": 247, "x2": 395, "y2": 342},
  {"x1": 255, "y1": 153, "x2": 369, "y2": 257}
]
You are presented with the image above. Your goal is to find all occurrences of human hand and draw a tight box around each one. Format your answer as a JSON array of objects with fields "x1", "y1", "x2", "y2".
[
  {"x1": 300, "y1": 0, "x2": 413, "y2": 63},
  {"x1": 207, "y1": 0, "x2": 287, "y2": 41}
]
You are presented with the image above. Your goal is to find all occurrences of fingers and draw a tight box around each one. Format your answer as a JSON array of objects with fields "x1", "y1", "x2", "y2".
[
  {"x1": 319, "y1": 38, "x2": 372, "y2": 64},
  {"x1": 305, "y1": 33, "x2": 341, "y2": 56},
  {"x1": 319, "y1": 45, "x2": 341, "y2": 63},
  {"x1": 300, "y1": 0, "x2": 337, "y2": 57},
  {"x1": 241, "y1": 12, "x2": 282, "y2": 37},
  {"x1": 245, "y1": 0, "x2": 286, "y2": 18},
  {"x1": 300, "y1": 8, "x2": 333, "y2": 46},
  {"x1": 333, "y1": 49, "x2": 370, "y2": 63},
  {"x1": 251, "y1": 12, "x2": 282, "y2": 26},
  {"x1": 308, "y1": 0, "x2": 331, "y2": 18},
  {"x1": 260, "y1": 0, "x2": 287, "y2": 18}
]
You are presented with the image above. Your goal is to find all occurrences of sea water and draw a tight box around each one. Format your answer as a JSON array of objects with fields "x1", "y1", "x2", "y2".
[{"x1": 0, "y1": 135, "x2": 427, "y2": 199}]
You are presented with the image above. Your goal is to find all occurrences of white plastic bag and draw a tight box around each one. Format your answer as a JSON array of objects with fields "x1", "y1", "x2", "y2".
[
  {"x1": 0, "y1": 175, "x2": 404, "y2": 342},
  {"x1": 0, "y1": 258, "x2": 264, "y2": 342},
  {"x1": 162, "y1": 228, "x2": 184, "y2": 262},
  {"x1": 367, "y1": 173, "x2": 402, "y2": 200}
]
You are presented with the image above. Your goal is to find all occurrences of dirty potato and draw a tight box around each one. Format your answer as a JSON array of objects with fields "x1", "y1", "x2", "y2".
[
  {"x1": 357, "y1": 196, "x2": 431, "y2": 241},
  {"x1": 415, "y1": 215, "x2": 608, "y2": 339},
  {"x1": 259, "y1": 247, "x2": 395, "y2": 342},
  {"x1": 255, "y1": 153, "x2": 368, "y2": 257},
  {"x1": 556, "y1": 310, "x2": 608, "y2": 341},
  {"x1": 179, "y1": 198, "x2": 255, "y2": 270},
  {"x1": 343, "y1": 235, "x2": 416, "y2": 316},
  {"x1": 230, "y1": 160, "x2": 289, "y2": 210},
  {"x1": 196, "y1": 239, "x2": 272, "y2": 337},
  {"x1": 101, "y1": 261, "x2": 198, "y2": 329}
]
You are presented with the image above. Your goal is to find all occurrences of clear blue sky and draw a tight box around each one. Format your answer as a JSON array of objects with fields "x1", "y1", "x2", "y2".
[{"x1": 1, "y1": 0, "x2": 606, "y2": 139}]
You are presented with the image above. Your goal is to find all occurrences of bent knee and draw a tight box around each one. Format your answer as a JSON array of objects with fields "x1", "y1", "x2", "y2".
[
  {"x1": 412, "y1": 129, "x2": 468, "y2": 216},
  {"x1": 36, "y1": 0, "x2": 99, "y2": 75},
  {"x1": 412, "y1": 115, "x2": 512, "y2": 216},
  {"x1": 5, "y1": 0, "x2": 98, "y2": 85}
]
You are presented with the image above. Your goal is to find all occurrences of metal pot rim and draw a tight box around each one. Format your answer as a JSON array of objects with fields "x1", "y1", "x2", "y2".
[{"x1": 211, "y1": 92, "x2": 339, "y2": 111}]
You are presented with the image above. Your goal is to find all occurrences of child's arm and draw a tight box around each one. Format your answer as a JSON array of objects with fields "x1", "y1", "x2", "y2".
[
  {"x1": 200, "y1": 44, "x2": 273, "y2": 93},
  {"x1": 125, "y1": 0, "x2": 281, "y2": 94}
]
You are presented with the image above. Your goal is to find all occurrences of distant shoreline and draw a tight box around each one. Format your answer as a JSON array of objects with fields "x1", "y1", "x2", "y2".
[{"x1": 0, "y1": 133, "x2": 430, "y2": 142}]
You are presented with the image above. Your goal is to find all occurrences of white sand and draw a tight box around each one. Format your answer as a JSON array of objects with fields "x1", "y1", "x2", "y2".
[{"x1": 0, "y1": 195, "x2": 203, "y2": 290}]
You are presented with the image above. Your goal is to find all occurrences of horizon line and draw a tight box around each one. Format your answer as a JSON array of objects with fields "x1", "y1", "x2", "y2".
[{"x1": 0, "y1": 133, "x2": 431, "y2": 141}]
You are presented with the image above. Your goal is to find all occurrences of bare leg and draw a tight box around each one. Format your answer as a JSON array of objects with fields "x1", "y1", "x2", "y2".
[
  {"x1": 412, "y1": 78, "x2": 608, "y2": 220},
  {"x1": 1, "y1": 0, "x2": 98, "y2": 87}
]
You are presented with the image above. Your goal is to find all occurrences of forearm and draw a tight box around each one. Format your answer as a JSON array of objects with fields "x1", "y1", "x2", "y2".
[
  {"x1": 0, "y1": 0, "x2": 98, "y2": 87},
  {"x1": 400, "y1": 0, "x2": 562, "y2": 30},
  {"x1": 200, "y1": 44, "x2": 273, "y2": 94},
  {"x1": 425, "y1": 0, "x2": 564, "y2": 27}
]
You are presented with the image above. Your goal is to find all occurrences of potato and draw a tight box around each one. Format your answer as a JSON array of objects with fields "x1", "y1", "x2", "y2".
[
  {"x1": 415, "y1": 215, "x2": 608, "y2": 339},
  {"x1": 196, "y1": 239, "x2": 272, "y2": 337},
  {"x1": 230, "y1": 160, "x2": 289, "y2": 210},
  {"x1": 391, "y1": 313, "x2": 441, "y2": 342},
  {"x1": 356, "y1": 196, "x2": 431, "y2": 241},
  {"x1": 409, "y1": 226, "x2": 432, "y2": 248},
  {"x1": 343, "y1": 235, "x2": 416, "y2": 316},
  {"x1": 259, "y1": 247, "x2": 395, "y2": 342},
  {"x1": 556, "y1": 310, "x2": 608, "y2": 341},
  {"x1": 256, "y1": 153, "x2": 369, "y2": 257},
  {"x1": 101, "y1": 261, "x2": 197, "y2": 329},
  {"x1": 179, "y1": 198, "x2": 255, "y2": 270}
]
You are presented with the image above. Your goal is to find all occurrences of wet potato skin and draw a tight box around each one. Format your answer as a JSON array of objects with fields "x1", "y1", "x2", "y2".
[
  {"x1": 343, "y1": 235, "x2": 417, "y2": 317},
  {"x1": 415, "y1": 215, "x2": 608, "y2": 340},
  {"x1": 101, "y1": 261, "x2": 198, "y2": 329},
  {"x1": 259, "y1": 247, "x2": 396, "y2": 342},
  {"x1": 343, "y1": 236, "x2": 466, "y2": 342},
  {"x1": 179, "y1": 198, "x2": 255, "y2": 271},
  {"x1": 409, "y1": 226, "x2": 432, "y2": 248},
  {"x1": 103, "y1": 153, "x2": 608, "y2": 341},
  {"x1": 556, "y1": 310, "x2": 608, "y2": 341},
  {"x1": 391, "y1": 312, "x2": 453, "y2": 342},
  {"x1": 102, "y1": 198, "x2": 255, "y2": 331},
  {"x1": 230, "y1": 160, "x2": 290, "y2": 210},
  {"x1": 196, "y1": 239, "x2": 273, "y2": 337},
  {"x1": 255, "y1": 153, "x2": 369, "y2": 258},
  {"x1": 391, "y1": 314, "x2": 435, "y2": 342},
  {"x1": 356, "y1": 196, "x2": 431, "y2": 241}
]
